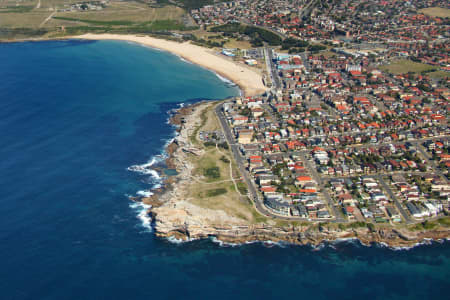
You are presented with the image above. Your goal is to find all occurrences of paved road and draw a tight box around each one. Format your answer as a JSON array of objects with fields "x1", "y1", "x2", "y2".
[
  {"x1": 373, "y1": 175, "x2": 414, "y2": 224},
  {"x1": 216, "y1": 103, "x2": 317, "y2": 221},
  {"x1": 263, "y1": 46, "x2": 282, "y2": 90},
  {"x1": 299, "y1": 0, "x2": 319, "y2": 19},
  {"x1": 298, "y1": 151, "x2": 344, "y2": 222},
  {"x1": 415, "y1": 142, "x2": 449, "y2": 183}
]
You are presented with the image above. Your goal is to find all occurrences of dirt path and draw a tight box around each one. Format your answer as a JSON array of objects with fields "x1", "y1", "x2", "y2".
[
  {"x1": 216, "y1": 144, "x2": 243, "y2": 196},
  {"x1": 39, "y1": 11, "x2": 55, "y2": 27}
]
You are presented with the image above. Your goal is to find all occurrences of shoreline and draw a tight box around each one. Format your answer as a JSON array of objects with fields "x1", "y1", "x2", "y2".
[
  {"x1": 71, "y1": 34, "x2": 267, "y2": 97},
  {"x1": 5, "y1": 35, "x2": 447, "y2": 250},
  {"x1": 139, "y1": 101, "x2": 450, "y2": 250}
]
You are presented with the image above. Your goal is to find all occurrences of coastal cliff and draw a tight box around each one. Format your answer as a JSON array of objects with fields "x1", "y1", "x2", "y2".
[
  {"x1": 140, "y1": 101, "x2": 450, "y2": 249},
  {"x1": 150, "y1": 210, "x2": 449, "y2": 248}
]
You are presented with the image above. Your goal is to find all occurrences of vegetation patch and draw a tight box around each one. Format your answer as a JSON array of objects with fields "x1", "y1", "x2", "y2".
[
  {"x1": 220, "y1": 156, "x2": 230, "y2": 163},
  {"x1": 0, "y1": 5, "x2": 33, "y2": 13},
  {"x1": 204, "y1": 166, "x2": 220, "y2": 179},
  {"x1": 380, "y1": 59, "x2": 436, "y2": 74},
  {"x1": 159, "y1": 0, "x2": 217, "y2": 10},
  {"x1": 0, "y1": 28, "x2": 49, "y2": 39},
  {"x1": 210, "y1": 23, "x2": 282, "y2": 46},
  {"x1": 437, "y1": 217, "x2": 450, "y2": 227},
  {"x1": 236, "y1": 181, "x2": 247, "y2": 195},
  {"x1": 52, "y1": 17, "x2": 135, "y2": 26},
  {"x1": 205, "y1": 188, "x2": 227, "y2": 197},
  {"x1": 419, "y1": 7, "x2": 450, "y2": 18}
]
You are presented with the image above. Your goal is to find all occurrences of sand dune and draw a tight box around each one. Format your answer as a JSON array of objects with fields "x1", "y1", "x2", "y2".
[{"x1": 74, "y1": 34, "x2": 267, "y2": 97}]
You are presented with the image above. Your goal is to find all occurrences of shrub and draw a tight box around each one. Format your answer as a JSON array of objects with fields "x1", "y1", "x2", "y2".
[
  {"x1": 220, "y1": 156, "x2": 230, "y2": 163},
  {"x1": 206, "y1": 188, "x2": 227, "y2": 197},
  {"x1": 204, "y1": 166, "x2": 220, "y2": 179},
  {"x1": 218, "y1": 142, "x2": 229, "y2": 150}
]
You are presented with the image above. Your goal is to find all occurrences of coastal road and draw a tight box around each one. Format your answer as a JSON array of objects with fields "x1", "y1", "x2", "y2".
[
  {"x1": 298, "y1": 151, "x2": 344, "y2": 222},
  {"x1": 265, "y1": 47, "x2": 282, "y2": 90},
  {"x1": 415, "y1": 142, "x2": 448, "y2": 183},
  {"x1": 373, "y1": 175, "x2": 414, "y2": 224},
  {"x1": 215, "y1": 103, "x2": 314, "y2": 221}
]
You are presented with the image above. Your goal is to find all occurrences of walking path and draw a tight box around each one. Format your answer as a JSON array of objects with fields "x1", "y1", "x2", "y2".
[{"x1": 40, "y1": 11, "x2": 55, "y2": 27}]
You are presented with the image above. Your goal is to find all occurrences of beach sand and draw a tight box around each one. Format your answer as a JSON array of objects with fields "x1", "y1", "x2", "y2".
[{"x1": 74, "y1": 34, "x2": 267, "y2": 97}]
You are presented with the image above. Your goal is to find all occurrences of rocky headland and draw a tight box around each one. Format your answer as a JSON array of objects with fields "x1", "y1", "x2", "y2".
[{"x1": 137, "y1": 101, "x2": 450, "y2": 249}]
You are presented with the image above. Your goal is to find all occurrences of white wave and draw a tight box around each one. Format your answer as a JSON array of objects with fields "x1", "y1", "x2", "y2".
[
  {"x1": 210, "y1": 237, "x2": 287, "y2": 248},
  {"x1": 136, "y1": 190, "x2": 154, "y2": 197},
  {"x1": 389, "y1": 239, "x2": 434, "y2": 251},
  {"x1": 210, "y1": 236, "x2": 239, "y2": 247},
  {"x1": 166, "y1": 235, "x2": 199, "y2": 244},
  {"x1": 127, "y1": 156, "x2": 164, "y2": 179},
  {"x1": 311, "y1": 243, "x2": 326, "y2": 251},
  {"x1": 330, "y1": 237, "x2": 360, "y2": 245},
  {"x1": 166, "y1": 236, "x2": 185, "y2": 244},
  {"x1": 178, "y1": 103, "x2": 185, "y2": 108},
  {"x1": 129, "y1": 202, "x2": 152, "y2": 232},
  {"x1": 177, "y1": 55, "x2": 193, "y2": 65},
  {"x1": 215, "y1": 73, "x2": 237, "y2": 86}
]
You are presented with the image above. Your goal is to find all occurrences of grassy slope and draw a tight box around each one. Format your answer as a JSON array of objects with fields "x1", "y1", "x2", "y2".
[
  {"x1": 0, "y1": 0, "x2": 191, "y2": 39},
  {"x1": 186, "y1": 103, "x2": 268, "y2": 224},
  {"x1": 419, "y1": 7, "x2": 450, "y2": 18},
  {"x1": 380, "y1": 59, "x2": 436, "y2": 74}
]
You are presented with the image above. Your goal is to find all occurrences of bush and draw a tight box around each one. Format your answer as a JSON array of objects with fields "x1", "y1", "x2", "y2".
[
  {"x1": 210, "y1": 23, "x2": 282, "y2": 45},
  {"x1": 206, "y1": 188, "x2": 227, "y2": 197},
  {"x1": 220, "y1": 156, "x2": 230, "y2": 163},
  {"x1": 218, "y1": 142, "x2": 229, "y2": 150},
  {"x1": 204, "y1": 166, "x2": 220, "y2": 179},
  {"x1": 348, "y1": 221, "x2": 366, "y2": 229},
  {"x1": 204, "y1": 141, "x2": 216, "y2": 147},
  {"x1": 281, "y1": 37, "x2": 309, "y2": 50},
  {"x1": 237, "y1": 182, "x2": 248, "y2": 194}
]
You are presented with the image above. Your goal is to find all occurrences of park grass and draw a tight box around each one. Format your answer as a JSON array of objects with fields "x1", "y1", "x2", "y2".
[
  {"x1": 408, "y1": 217, "x2": 450, "y2": 231},
  {"x1": 52, "y1": 16, "x2": 135, "y2": 26},
  {"x1": 380, "y1": 59, "x2": 436, "y2": 75},
  {"x1": 186, "y1": 102, "x2": 270, "y2": 224},
  {"x1": 427, "y1": 70, "x2": 449, "y2": 79},
  {"x1": 419, "y1": 7, "x2": 450, "y2": 18},
  {"x1": 0, "y1": 0, "x2": 187, "y2": 37},
  {"x1": 224, "y1": 38, "x2": 252, "y2": 50},
  {"x1": 0, "y1": 5, "x2": 33, "y2": 13}
]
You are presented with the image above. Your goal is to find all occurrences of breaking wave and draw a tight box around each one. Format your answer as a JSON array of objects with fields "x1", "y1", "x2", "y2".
[
  {"x1": 215, "y1": 73, "x2": 237, "y2": 86},
  {"x1": 129, "y1": 202, "x2": 152, "y2": 232}
]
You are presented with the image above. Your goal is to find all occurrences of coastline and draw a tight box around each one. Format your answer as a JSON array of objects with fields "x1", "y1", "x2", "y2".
[
  {"x1": 71, "y1": 33, "x2": 267, "y2": 97},
  {"x1": 138, "y1": 101, "x2": 450, "y2": 250},
  {"x1": 5, "y1": 35, "x2": 447, "y2": 250}
]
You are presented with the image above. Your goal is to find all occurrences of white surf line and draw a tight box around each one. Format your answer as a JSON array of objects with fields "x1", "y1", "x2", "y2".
[{"x1": 39, "y1": 11, "x2": 55, "y2": 28}]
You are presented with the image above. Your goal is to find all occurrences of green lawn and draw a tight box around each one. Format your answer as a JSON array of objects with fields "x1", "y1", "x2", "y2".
[{"x1": 380, "y1": 59, "x2": 436, "y2": 75}]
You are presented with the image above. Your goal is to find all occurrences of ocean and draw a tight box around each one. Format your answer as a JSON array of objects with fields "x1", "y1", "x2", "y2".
[{"x1": 0, "y1": 39, "x2": 448, "y2": 300}]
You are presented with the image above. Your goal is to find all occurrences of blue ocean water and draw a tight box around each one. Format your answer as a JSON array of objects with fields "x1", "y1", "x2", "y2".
[{"x1": 0, "y1": 40, "x2": 448, "y2": 300}]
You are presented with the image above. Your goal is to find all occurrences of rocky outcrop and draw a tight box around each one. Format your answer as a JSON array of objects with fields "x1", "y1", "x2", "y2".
[
  {"x1": 150, "y1": 210, "x2": 450, "y2": 248},
  {"x1": 142, "y1": 101, "x2": 450, "y2": 249}
]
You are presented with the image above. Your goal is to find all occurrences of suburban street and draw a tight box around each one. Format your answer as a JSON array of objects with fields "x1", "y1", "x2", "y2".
[
  {"x1": 298, "y1": 151, "x2": 344, "y2": 222},
  {"x1": 374, "y1": 175, "x2": 414, "y2": 224},
  {"x1": 264, "y1": 46, "x2": 282, "y2": 90},
  {"x1": 216, "y1": 103, "x2": 317, "y2": 221}
]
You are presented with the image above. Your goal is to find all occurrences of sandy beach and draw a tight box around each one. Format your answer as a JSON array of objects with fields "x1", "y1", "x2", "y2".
[{"x1": 74, "y1": 33, "x2": 267, "y2": 97}]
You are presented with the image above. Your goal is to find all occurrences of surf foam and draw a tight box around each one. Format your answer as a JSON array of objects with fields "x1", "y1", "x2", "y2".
[{"x1": 129, "y1": 201, "x2": 152, "y2": 232}]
